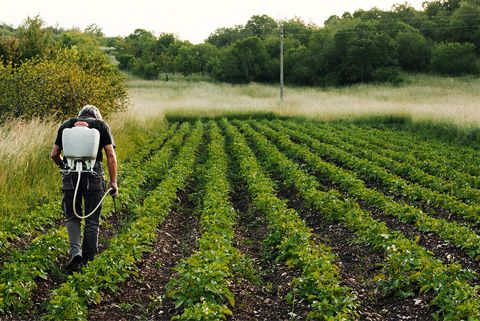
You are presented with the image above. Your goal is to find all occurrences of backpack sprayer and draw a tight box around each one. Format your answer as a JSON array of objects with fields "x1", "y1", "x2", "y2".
[{"x1": 61, "y1": 124, "x2": 114, "y2": 219}]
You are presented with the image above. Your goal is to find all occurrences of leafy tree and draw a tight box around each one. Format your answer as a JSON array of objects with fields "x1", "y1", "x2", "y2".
[
  {"x1": 282, "y1": 18, "x2": 315, "y2": 45},
  {"x1": 306, "y1": 30, "x2": 336, "y2": 85},
  {"x1": 175, "y1": 43, "x2": 197, "y2": 76},
  {"x1": 392, "y1": 2, "x2": 417, "y2": 22},
  {"x1": 156, "y1": 52, "x2": 174, "y2": 80},
  {"x1": 328, "y1": 21, "x2": 399, "y2": 84},
  {"x1": 353, "y1": 7, "x2": 388, "y2": 20},
  {"x1": 423, "y1": 1, "x2": 446, "y2": 17},
  {"x1": 284, "y1": 45, "x2": 315, "y2": 85},
  {"x1": 449, "y1": 3, "x2": 480, "y2": 52},
  {"x1": 84, "y1": 24, "x2": 104, "y2": 38},
  {"x1": 126, "y1": 29, "x2": 157, "y2": 59},
  {"x1": 156, "y1": 33, "x2": 177, "y2": 53},
  {"x1": 324, "y1": 15, "x2": 341, "y2": 26},
  {"x1": 60, "y1": 28, "x2": 99, "y2": 50},
  {"x1": 231, "y1": 36, "x2": 269, "y2": 82},
  {"x1": 74, "y1": 5, "x2": 480, "y2": 85},
  {"x1": 244, "y1": 15, "x2": 278, "y2": 39},
  {"x1": 211, "y1": 37, "x2": 269, "y2": 83},
  {"x1": 175, "y1": 43, "x2": 218, "y2": 76},
  {"x1": 155, "y1": 33, "x2": 181, "y2": 80},
  {"x1": 396, "y1": 29, "x2": 431, "y2": 70},
  {"x1": 0, "y1": 24, "x2": 15, "y2": 37},
  {"x1": 430, "y1": 42, "x2": 478, "y2": 74},
  {"x1": 0, "y1": 36, "x2": 20, "y2": 65},
  {"x1": 17, "y1": 16, "x2": 57, "y2": 62},
  {"x1": 206, "y1": 26, "x2": 244, "y2": 47},
  {"x1": 114, "y1": 29, "x2": 158, "y2": 78}
]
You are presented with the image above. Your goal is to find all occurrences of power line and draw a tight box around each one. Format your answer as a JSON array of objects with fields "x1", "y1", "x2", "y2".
[
  {"x1": 206, "y1": 12, "x2": 480, "y2": 38},
  {"x1": 209, "y1": 22, "x2": 480, "y2": 38}
]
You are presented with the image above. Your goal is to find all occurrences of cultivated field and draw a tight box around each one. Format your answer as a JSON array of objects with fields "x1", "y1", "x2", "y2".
[{"x1": 1, "y1": 117, "x2": 480, "y2": 320}]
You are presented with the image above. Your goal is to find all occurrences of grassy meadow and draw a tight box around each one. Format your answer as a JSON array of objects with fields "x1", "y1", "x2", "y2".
[
  {"x1": 128, "y1": 73, "x2": 480, "y2": 126},
  {"x1": 0, "y1": 73, "x2": 479, "y2": 221}
]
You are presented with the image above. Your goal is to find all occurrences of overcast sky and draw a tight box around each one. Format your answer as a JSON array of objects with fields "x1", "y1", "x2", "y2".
[{"x1": 3, "y1": 0, "x2": 427, "y2": 43}]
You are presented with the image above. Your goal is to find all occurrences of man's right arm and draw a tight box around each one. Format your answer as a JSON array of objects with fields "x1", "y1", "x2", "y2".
[{"x1": 104, "y1": 144, "x2": 118, "y2": 197}]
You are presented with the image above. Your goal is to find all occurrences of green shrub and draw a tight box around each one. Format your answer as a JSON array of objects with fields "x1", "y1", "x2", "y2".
[
  {"x1": 372, "y1": 66, "x2": 403, "y2": 83},
  {"x1": 0, "y1": 47, "x2": 128, "y2": 120},
  {"x1": 430, "y1": 42, "x2": 478, "y2": 75}
]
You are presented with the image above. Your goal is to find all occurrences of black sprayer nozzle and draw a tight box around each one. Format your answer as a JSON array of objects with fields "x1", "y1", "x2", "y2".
[{"x1": 113, "y1": 197, "x2": 117, "y2": 214}]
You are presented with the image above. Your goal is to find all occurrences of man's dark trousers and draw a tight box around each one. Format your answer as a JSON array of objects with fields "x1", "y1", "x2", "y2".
[{"x1": 61, "y1": 170, "x2": 105, "y2": 262}]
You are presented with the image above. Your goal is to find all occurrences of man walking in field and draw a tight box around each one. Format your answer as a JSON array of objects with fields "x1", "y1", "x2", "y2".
[{"x1": 50, "y1": 105, "x2": 118, "y2": 272}]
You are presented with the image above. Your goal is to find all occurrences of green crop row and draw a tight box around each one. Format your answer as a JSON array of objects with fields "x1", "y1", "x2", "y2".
[
  {"x1": 0, "y1": 122, "x2": 181, "y2": 315},
  {"x1": 224, "y1": 120, "x2": 358, "y2": 321},
  {"x1": 260, "y1": 120, "x2": 480, "y2": 259},
  {"x1": 43, "y1": 122, "x2": 205, "y2": 320},
  {"x1": 320, "y1": 122, "x2": 480, "y2": 191},
  {"x1": 303, "y1": 122, "x2": 480, "y2": 205},
  {"x1": 117, "y1": 122, "x2": 181, "y2": 208},
  {"x1": 280, "y1": 121, "x2": 480, "y2": 226},
  {"x1": 332, "y1": 122, "x2": 480, "y2": 179},
  {"x1": 241, "y1": 120, "x2": 480, "y2": 320},
  {"x1": 167, "y1": 121, "x2": 240, "y2": 320},
  {"x1": 0, "y1": 201, "x2": 62, "y2": 257},
  {"x1": 0, "y1": 228, "x2": 68, "y2": 313}
]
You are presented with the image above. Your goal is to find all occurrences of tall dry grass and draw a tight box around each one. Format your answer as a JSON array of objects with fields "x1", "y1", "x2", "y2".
[
  {"x1": 0, "y1": 118, "x2": 58, "y2": 220},
  {"x1": 128, "y1": 74, "x2": 480, "y2": 126}
]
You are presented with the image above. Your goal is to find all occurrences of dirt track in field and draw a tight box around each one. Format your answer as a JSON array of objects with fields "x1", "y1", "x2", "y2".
[{"x1": 88, "y1": 190, "x2": 200, "y2": 321}]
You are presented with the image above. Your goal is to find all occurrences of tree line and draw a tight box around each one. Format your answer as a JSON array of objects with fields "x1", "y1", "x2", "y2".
[{"x1": 111, "y1": 0, "x2": 480, "y2": 85}]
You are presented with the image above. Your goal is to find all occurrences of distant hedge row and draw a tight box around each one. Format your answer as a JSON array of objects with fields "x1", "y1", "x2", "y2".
[
  {"x1": 0, "y1": 17, "x2": 128, "y2": 121},
  {"x1": 111, "y1": 0, "x2": 480, "y2": 85}
]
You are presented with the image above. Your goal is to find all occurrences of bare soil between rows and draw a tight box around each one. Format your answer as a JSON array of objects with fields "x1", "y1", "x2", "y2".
[
  {"x1": 88, "y1": 190, "x2": 200, "y2": 321},
  {"x1": 360, "y1": 199, "x2": 480, "y2": 281},
  {"x1": 229, "y1": 182, "x2": 309, "y2": 321},
  {"x1": 282, "y1": 187, "x2": 435, "y2": 321},
  {"x1": 296, "y1": 145, "x2": 480, "y2": 276}
]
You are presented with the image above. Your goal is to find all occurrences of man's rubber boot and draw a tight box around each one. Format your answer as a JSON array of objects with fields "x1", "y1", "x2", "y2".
[{"x1": 66, "y1": 253, "x2": 83, "y2": 272}]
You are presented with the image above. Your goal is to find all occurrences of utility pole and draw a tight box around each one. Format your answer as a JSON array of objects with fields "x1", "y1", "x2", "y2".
[{"x1": 280, "y1": 24, "x2": 284, "y2": 102}]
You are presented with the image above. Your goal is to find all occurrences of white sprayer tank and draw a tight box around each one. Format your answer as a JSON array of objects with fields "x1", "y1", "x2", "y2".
[{"x1": 62, "y1": 126, "x2": 100, "y2": 171}]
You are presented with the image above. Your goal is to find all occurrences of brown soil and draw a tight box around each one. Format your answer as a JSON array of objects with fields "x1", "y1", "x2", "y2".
[
  {"x1": 88, "y1": 190, "x2": 199, "y2": 321},
  {"x1": 361, "y1": 200, "x2": 480, "y2": 279},
  {"x1": 229, "y1": 182, "x2": 309, "y2": 321},
  {"x1": 283, "y1": 189, "x2": 436, "y2": 321},
  {"x1": 307, "y1": 157, "x2": 480, "y2": 267}
]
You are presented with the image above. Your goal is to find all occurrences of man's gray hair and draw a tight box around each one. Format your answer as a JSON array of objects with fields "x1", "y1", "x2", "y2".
[{"x1": 78, "y1": 105, "x2": 103, "y2": 120}]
